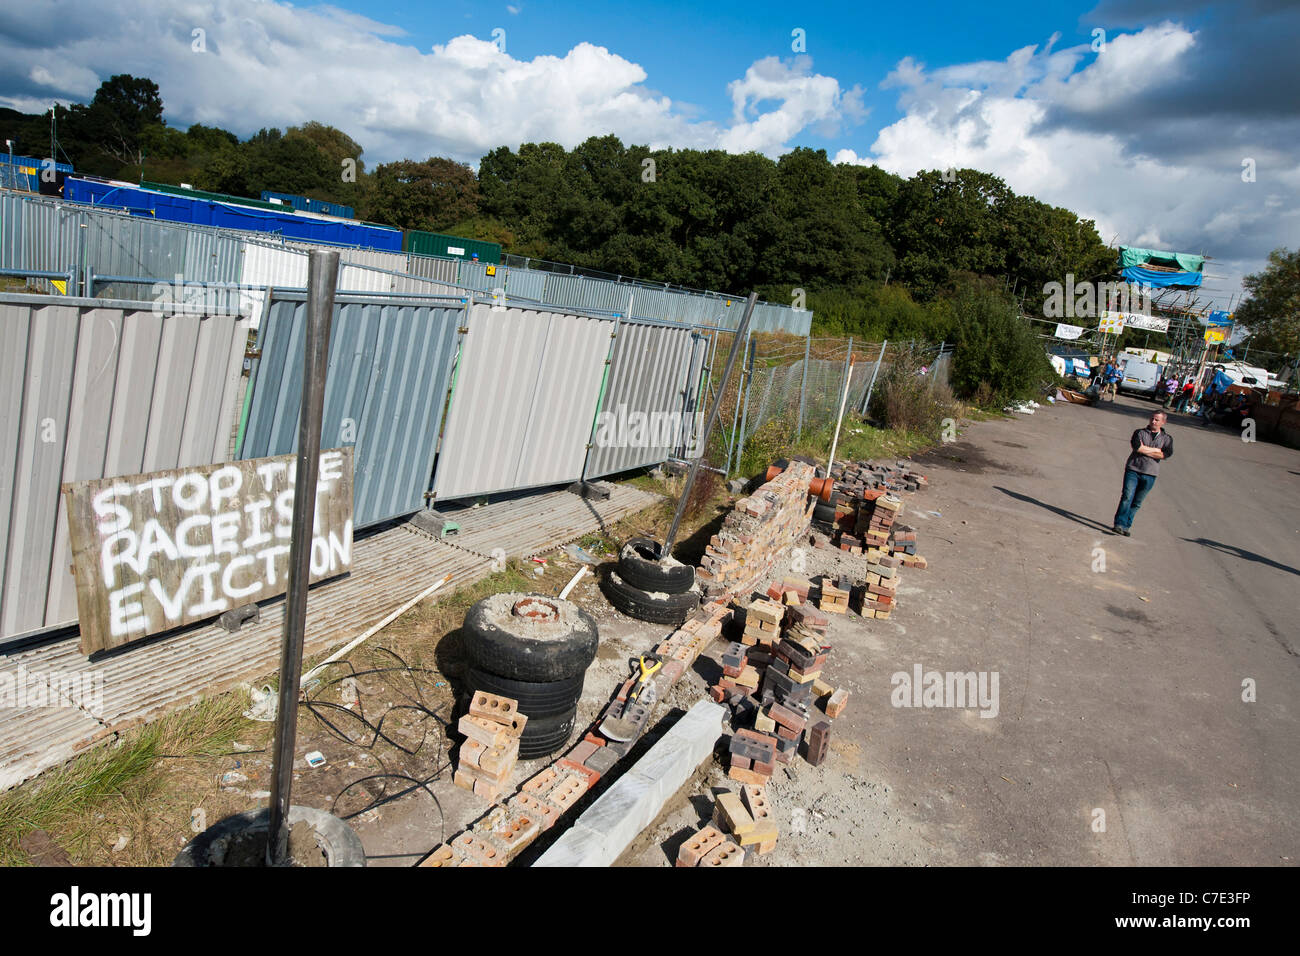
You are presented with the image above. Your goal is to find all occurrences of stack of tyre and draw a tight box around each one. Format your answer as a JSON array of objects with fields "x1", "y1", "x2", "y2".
[
  {"x1": 601, "y1": 538, "x2": 700, "y2": 625},
  {"x1": 460, "y1": 593, "x2": 599, "y2": 760}
]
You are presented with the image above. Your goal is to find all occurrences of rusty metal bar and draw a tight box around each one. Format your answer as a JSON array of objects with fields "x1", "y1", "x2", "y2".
[{"x1": 267, "y1": 249, "x2": 339, "y2": 865}]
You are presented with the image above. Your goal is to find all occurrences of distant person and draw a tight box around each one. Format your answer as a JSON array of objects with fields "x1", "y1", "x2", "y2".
[
  {"x1": 1112, "y1": 410, "x2": 1173, "y2": 536},
  {"x1": 1162, "y1": 374, "x2": 1179, "y2": 408},
  {"x1": 1103, "y1": 359, "x2": 1121, "y2": 401},
  {"x1": 1177, "y1": 378, "x2": 1195, "y2": 412}
]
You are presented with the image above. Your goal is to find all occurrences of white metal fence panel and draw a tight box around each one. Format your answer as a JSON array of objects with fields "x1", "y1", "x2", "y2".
[
  {"x1": 432, "y1": 303, "x2": 614, "y2": 500},
  {"x1": 0, "y1": 293, "x2": 248, "y2": 641}
]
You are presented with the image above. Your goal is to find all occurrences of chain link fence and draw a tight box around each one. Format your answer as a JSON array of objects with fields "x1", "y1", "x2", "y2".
[{"x1": 698, "y1": 333, "x2": 954, "y2": 475}]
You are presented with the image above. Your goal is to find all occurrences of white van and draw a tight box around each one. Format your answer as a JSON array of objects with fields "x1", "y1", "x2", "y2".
[{"x1": 1118, "y1": 357, "x2": 1160, "y2": 397}]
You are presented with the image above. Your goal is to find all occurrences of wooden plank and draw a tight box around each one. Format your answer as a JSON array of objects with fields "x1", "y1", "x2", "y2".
[{"x1": 63, "y1": 448, "x2": 354, "y2": 655}]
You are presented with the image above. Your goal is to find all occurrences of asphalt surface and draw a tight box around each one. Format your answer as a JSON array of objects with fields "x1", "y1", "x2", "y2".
[{"x1": 850, "y1": 394, "x2": 1300, "y2": 865}]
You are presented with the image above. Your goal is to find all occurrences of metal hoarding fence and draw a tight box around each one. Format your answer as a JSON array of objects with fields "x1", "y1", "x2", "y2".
[
  {"x1": 432, "y1": 303, "x2": 616, "y2": 500},
  {"x1": 238, "y1": 291, "x2": 464, "y2": 529},
  {"x1": 582, "y1": 320, "x2": 702, "y2": 479},
  {"x1": 0, "y1": 292, "x2": 250, "y2": 642}
]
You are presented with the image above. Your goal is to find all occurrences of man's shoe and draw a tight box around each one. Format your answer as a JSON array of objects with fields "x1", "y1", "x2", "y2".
[
  {"x1": 1111, "y1": 525, "x2": 1125, "y2": 535},
  {"x1": 1120, "y1": 527, "x2": 1131, "y2": 537}
]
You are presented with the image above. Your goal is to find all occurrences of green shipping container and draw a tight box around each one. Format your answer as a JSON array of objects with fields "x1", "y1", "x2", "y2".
[{"x1": 404, "y1": 230, "x2": 501, "y2": 264}]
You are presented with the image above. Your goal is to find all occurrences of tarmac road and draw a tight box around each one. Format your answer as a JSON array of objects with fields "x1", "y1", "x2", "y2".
[{"x1": 851, "y1": 393, "x2": 1300, "y2": 865}]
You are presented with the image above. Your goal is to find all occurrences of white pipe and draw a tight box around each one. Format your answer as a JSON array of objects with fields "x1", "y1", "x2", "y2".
[
  {"x1": 559, "y1": 564, "x2": 589, "y2": 601},
  {"x1": 827, "y1": 358, "x2": 856, "y2": 473},
  {"x1": 301, "y1": 572, "x2": 452, "y2": 685}
]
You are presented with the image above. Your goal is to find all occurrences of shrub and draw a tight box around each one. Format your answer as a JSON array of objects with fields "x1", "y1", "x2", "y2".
[
  {"x1": 869, "y1": 344, "x2": 955, "y2": 435},
  {"x1": 950, "y1": 287, "x2": 1054, "y2": 405}
]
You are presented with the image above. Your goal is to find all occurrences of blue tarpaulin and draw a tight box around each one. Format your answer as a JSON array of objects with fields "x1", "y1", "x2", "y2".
[
  {"x1": 1120, "y1": 266, "x2": 1203, "y2": 288},
  {"x1": 62, "y1": 178, "x2": 402, "y2": 251}
]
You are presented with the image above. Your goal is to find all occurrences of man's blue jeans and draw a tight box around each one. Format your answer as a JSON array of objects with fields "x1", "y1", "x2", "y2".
[{"x1": 1114, "y1": 469, "x2": 1157, "y2": 529}]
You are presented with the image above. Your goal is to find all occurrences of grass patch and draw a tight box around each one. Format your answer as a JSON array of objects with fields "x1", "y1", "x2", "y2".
[{"x1": 0, "y1": 694, "x2": 248, "y2": 867}]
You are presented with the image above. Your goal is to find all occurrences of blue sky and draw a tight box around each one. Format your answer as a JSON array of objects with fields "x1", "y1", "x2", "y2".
[{"x1": 0, "y1": 0, "x2": 1294, "y2": 312}]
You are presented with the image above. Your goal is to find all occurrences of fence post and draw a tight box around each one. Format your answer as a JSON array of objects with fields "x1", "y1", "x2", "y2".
[
  {"x1": 862, "y1": 340, "x2": 887, "y2": 415},
  {"x1": 838, "y1": 337, "x2": 853, "y2": 420},
  {"x1": 931, "y1": 340, "x2": 945, "y2": 385},
  {"x1": 266, "y1": 249, "x2": 338, "y2": 865},
  {"x1": 796, "y1": 333, "x2": 810, "y2": 438},
  {"x1": 733, "y1": 336, "x2": 758, "y2": 476},
  {"x1": 725, "y1": 329, "x2": 750, "y2": 475}
]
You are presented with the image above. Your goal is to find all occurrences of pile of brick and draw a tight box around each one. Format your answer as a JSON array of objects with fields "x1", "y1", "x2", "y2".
[
  {"x1": 425, "y1": 600, "x2": 736, "y2": 867},
  {"x1": 698, "y1": 462, "x2": 814, "y2": 599},
  {"x1": 707, "y1": 597, "x2": 848, "y2": 779},
  {"x1": 676, "y1": 784, "x2": 779, "y2": 864},
  {"x1": 453, "y1": 691, "x2": 527, "y2": 803},
  {"x1": 831, "y1": 458, "x2": 928, "y2": 495}
]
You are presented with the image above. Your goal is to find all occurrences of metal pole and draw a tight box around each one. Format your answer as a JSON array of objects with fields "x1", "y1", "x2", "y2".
[
  {"x1": 796, "y1": 333, "x2": 811, "y2": 437},
  {"x1": 734, "y1": 336, "x2": 757, "y2": 475},
  {"x1": 266, "y1": 249, "x2": 339, "y2": 866},
  {"x1": 663, "y1": 292, "x2": 756, "y2": 557},
  {"x1": 827, "y1": 356, "x2": 856, "y2": 474},
  {"x1": 930, "y1": 340, "x2": 944, "y2": 384},
  {"x1": 863, "y1": 340, "x2": 887, "y2": 415},
  {"x1": 725, "y1": 328, "x2": 750, "y2": 475},
  {"x1": 836, "y1": 338, "x2": 853, "y2": 426}
]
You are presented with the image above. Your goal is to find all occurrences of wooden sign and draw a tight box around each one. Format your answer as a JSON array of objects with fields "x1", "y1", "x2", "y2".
[{"x1": 64, "y1": 449, "x2": 354, "y2": 655}]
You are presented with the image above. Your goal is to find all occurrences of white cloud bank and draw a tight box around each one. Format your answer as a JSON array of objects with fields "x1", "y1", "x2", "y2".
[{"x1": 836, "y1": 22, "x2": 1300, "y2": 311}]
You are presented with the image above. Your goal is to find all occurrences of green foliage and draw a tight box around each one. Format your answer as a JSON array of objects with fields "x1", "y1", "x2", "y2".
[
  {"x1": 868, "y1": 343, "x2": 955, "y2": 434},
  {"x1": 949, "y1": 283, "x2": 1054, "y2": 404},
  {"x1": 1234, "y1": 248, "x2": 1300, "y2": 357},
  {"x1": 368, "y1": 157, "x2": 480, "y2": 231}
]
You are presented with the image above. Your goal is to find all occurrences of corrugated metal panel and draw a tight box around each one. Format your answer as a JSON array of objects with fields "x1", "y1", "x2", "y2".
[
  {"x1": 239, "y1": 241, "x2": 308, "y2": 327},
  {"x1": 240, "y1": 292, "x2": 463, "y2": 528},
  {"x1": 433, "y1": 303, "x2": 614, "y2": 500},
  {"x1": 183, "y1": 228, "x2": 244, "y2": 285},
  {"x1": 407, "y1": 255, "x2": 460, "y2": 284},
  {"x1": 0, "y1": 292, "x2": 248, "y2": 641},
  {"x1": 583, "y1": 321, "x2": 698, "y2": 479},
  {"x1": 504, "y1": 267, "x2": 546, "y2": 301},
  {"x1": 284, "y1": 241, "x2": 408, "y2": 274}
]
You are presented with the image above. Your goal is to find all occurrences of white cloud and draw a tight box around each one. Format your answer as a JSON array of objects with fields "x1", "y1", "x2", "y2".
[
  {"x1": 0, "y1": 0, "x2": 862, "y2": 163},
  {"x1": 850, "y1": 23, "x2": 1300, "y2": 310}
]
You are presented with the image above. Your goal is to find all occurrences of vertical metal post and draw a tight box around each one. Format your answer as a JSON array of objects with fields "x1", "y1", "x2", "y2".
[
  {"x1": 663, "y1": 293, "x2": 755, "y2": 556},
  {"x1": 735, "y1": 336, "x2": 757, "y2": 475},
  {"x1": 863, "y1": 340, "x2": 887, "y2": 415},
  {"x1": 931, "y1": 340, "x2": 945, "y2": 384},
  {"x1": 828, "y1": 356, "x2": 856, "y2": 474},
  {"x1": 796, "y1": 333, "x2": 811, "y2": 437},
  {"x1": 725, "y1": 328, "x2": 750, "y2": 475},
  {"x1": 837, "y1": 338, "x2": 853, "y2": 421},
  {"x1": 266, "y1": 249, "x2": 339, "y2": 866}
]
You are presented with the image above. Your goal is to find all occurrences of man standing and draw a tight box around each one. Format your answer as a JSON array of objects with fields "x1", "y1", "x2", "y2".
[{"x1": 1113, "y1": 410, "x2": 1173, "y2": 536}]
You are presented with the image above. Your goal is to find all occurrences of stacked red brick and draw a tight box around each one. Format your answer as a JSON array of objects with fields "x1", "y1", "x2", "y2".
[{"x1": 698, "y1": 462, "x2": 814, "y2": 599}]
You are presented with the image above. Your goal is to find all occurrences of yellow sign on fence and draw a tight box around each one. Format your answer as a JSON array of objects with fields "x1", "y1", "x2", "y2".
[{"x1": 1204, "y1": 327, "x2": 1228, "y2": 344}]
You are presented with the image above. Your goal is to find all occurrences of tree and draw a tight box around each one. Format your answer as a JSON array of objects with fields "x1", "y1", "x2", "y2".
[
  {"x1": 1235, "y1": 248, "x2": 1300, "y2": 357},
  {"x1": 369, "y1": 158, "x2": 480, "y2": 231},
  {"x1": 70, "y1": 75, "x2": 165, "y2": 170}
]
